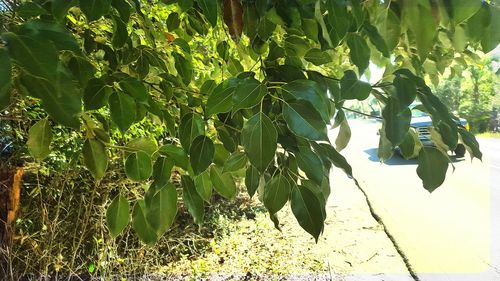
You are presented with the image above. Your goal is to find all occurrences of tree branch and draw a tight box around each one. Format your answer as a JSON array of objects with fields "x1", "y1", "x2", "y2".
[{"x1": 342, "y1": 106, "x2": 382, "y2": 120}]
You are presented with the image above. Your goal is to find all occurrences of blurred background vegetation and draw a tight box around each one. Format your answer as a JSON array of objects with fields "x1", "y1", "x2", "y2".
[
  {"x1": 344, "y1": 55, "x2": 499, "y2": 134},
  {"x1": 433, "y1": 57, "x2": 499, "y2": 133}
]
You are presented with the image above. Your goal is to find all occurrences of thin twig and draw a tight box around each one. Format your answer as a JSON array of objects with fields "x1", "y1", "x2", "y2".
[{"x1": 341, "y1": 107, "x2": 382, "y2": 120}]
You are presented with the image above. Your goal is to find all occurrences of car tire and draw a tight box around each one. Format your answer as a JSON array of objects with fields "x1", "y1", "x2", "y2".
[{"x1": 454, "y1": 144, "x2": 466, "y2": 158}]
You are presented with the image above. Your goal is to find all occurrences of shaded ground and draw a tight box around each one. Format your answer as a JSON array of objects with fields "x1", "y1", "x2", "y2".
[{"x1": 162, "y1": 169, "x2": 413, "y2": 280}]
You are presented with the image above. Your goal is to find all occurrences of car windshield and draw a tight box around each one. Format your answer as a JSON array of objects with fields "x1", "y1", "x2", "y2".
[{"x1": 411, "y1": 108, "x2": 429, "y2": 118}]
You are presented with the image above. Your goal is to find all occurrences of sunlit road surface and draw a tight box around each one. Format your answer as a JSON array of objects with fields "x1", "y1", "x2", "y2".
[{"x1": 329, "y1": 119, "x2": 500, "y2": 281}]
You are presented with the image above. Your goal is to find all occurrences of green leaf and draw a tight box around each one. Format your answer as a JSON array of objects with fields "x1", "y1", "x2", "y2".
[
  {"x1": 302, "y1": 18, "x2": 319, "y2": 42},
  {"x1": 263, "y1": 175, "x2": 291, "y2": 215},
  {"x1": 340, "y1": 70, "x2": 372, "y2": 101},
  {"x1": 296, "y1": 146, "x2": 324, "y2": 186},
  {"x1": 84, "y1": 78, "x2": 111, "y2": 110},
  {"x1": 189, "y1": 135, "x2": 215, "y2": 175},
  {"x1": 399, "y1": 129, "x2": 422, "y2": 160},
  {"x1": 315, "y1": 0, "x2": 333, "y2": 48},
  {"x1": 111, "y1": 0, "x2": 132, "y2": 22},
  {"x1": 210, "y1": 166, "x2": 237, "y2": 199},
  {"x1": 119, "y1": 77, "x2": 149, "y2": 104},
  {"x1": 258, "y1": 18, "x2": 276, "y2": 41},
  {"x1": 317, "y1": 143, "x2": 353, "y2": 177},
  {"x1": 402, "y1": 1, "x2": 437, "y2": 59},
  {"x1": 179, "y1": 112, "x2": 205, "y2": 151},
  {"x1": 182, "y1": 176, "x2": 205, "y2": 225},
  {"x1": 302, "y1": 180, "x2": 328, "y2": 218},
  {"x1": 214, "y1": 143, "x2": 229, "y2": 167},
  {"x1": 146, "y1": 183, "x2": 177, "y2": 236},
  {"x1": 125, "y1": 151, "x2": 153, "y2": 182},
  {"x1": 83, "y1": 139, "x2": 108, "y2": 180},
  {"x1": 126, "y1": 137, "x2": 158, "y2": 156},
  {"x1": 17, "y1": 2, "x2": 48, "y2": 18},
  {"x1": 304, "y1": 48, "x2": 332, "y2": 66},
  {"x1": 290, "y1": 185, "x2": 324, "y2": 242},
  {"x1": 267, "y1": 40, "x2": 285, "y2": 61},
  {"x1": 449, "y1": 0, "x2": 482, "y2": 24},
  {"x1": 270, "y1": 212, "x2": 282, "y2": 231},
  {"x1": 382, "y1": 9, "x2": 401, "y2": 51},
  {"x1": 283, "y1": 100, "x2": 327, "y2": 141},
  {"x1": 335, "y1": 119, "x2": 351, "y2": 151},
  {"x1": 416, "y1": 89, "x2": 459, "y2": 150},
  {"x1": 458, "y1": 127, "x2": 482, "y2": 160},
  {"x1": 245, "y1": 165, "x2": 260, "y2": 197},
  {"x1": 309, "y1": 142, "x2": 332, "y2": 171},
  {"x1": 227, "y1": 57, "x2": 244, "y2": 76},
  {"x1": 27, "y1": 119, "x2": 53, "y2": 160},
  {"x1": 217, "y1": 126, "x2": 237, "y2": 153},
  {"x1": 19, "y1": 20, "x2": 79, "y2": 52},
  {"x1": 393, "y1": 75, "x2": 417, "y2": 108},
  {"x1": 282, "y1": 80, "x2": 330, "y2": 123},
  {"x1": 284, "y1": 35, "x2": 310, "y2": 57},
  {"x1": 167, "y1": 12, "x2": 181, "y2": 31},
  {"x1": 20, "y1": 71, "x2": 81, "y2": 128},
  {"x1": 179, "y1": 0, "x2": 193, "y2": 11},
  {"x1": 428, "y1": 126, "x2": 449, "y2": 153},
  {"x1": 158, "y1": 144, "x2": 189, "y2": 170},
  {"x1": 325, "y1": 0, "x2": 349, "y2": 46},
  {"x1": 109, "y1": 91, "x2": 136, "y2": 133},
  {"x1": 364, "y1": 23, "x2": 389, "y2": 58},
  {"x1": 200, "y1": 79, "x2": 216, "y2": 98},
  {"x1": 378, "y1": 123, "x2": 394, "y2": 162},
  {"x1": 241, "y1": 112, "x2": 277, "y2": 173},
  {"x1": 206, "y1": 78, "x2": 240, "y2": 116},
  {"x1": 172, "y1": 38, "x2": 191, "y2": 55},
  {"x1": 93, "y1": 128, "x2": 110, "y2": 144},
  {"x1": 197, "y1": 0, "x2": 218, "y2": 27},
  {"x1": 346, "y1": 33, "x2": 370, "y2": 75},
  {"x1": 79, "y1": 0, "x2": 112, "y2": 21},
  {"x1": 68, "y1": 56, "x2": 95, "y2": 87},
  {"x1": 223, "y1": 152, "x2": 247, "y2": 172},
  {"x1": 112, "y1": 15, "x2": 128, "y2": 48},
  {"x1": 106, "y1": 195, "x2": 129, "y2": 238},
  {"x1": 232, "y1": 78, "x2": 267, "y2": 112},
  {"x1": 0, "y1": 48, "x2": 11, "y2": 110},
  {"x1": 417, "y1": 147, "x2": 449, "y2": 192},
  {"x1": 2, "y1": 32, "x2": 58, "y2": 80},
  {"x1": 194, "y1": 170, "x2": 212, "y2": 201},
  {"x1": 466, "y1": 4, "x2": 489, "y2": 42},
  {"x1": 382, "y1": 99, "x2": 411, "y2": 146},
  {"x1": 152, "y1": 157, "x2": 174, "y2": 188},
  {"x1": 52, "y1": 0, "x2": 77, "y2": 21},
  {"x1": 480, "y1": 5, "x2": 500, "y2": 53},
  {"x1": 132, "y1": 200, "x2": 158, "y2": 245},
  {"x1": 173, "y1": 52, "x2": 193, "y2": 86}
]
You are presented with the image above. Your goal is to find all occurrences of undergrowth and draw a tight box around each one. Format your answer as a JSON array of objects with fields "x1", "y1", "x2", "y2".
[
  {"x1": 0, "y1": 103, "x2": 266, "y2": 280},
  {"x1": 3, "y1": 162, "x2": 262, "y2": 280}
]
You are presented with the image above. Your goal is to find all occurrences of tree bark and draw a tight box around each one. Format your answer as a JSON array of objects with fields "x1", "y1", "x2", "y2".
[{"x1": 0, "y1": 165, "x2": 23, "y2": 276}]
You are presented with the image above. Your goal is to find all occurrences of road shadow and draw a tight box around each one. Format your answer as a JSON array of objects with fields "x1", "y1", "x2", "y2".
[{"x1": 364, "y1": 148, "x2": 466, "y2": 166}]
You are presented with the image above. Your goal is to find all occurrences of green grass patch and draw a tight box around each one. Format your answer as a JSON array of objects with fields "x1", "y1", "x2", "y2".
[{"x1": 476, "y1": 131, "x2": 500, "y2": 138}]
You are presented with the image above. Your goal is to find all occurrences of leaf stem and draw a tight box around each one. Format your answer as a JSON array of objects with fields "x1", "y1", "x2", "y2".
[
  {"x1": 105, "y1": 144, "x2": 140, "y2": 152},
  {"x1": 341, "y1": 106, "x2": 382, "y2": 120}
]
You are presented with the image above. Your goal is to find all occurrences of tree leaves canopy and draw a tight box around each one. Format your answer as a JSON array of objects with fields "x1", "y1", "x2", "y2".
[{"x1": 0, "y1": 0, "x2": 496, "y2": 243}]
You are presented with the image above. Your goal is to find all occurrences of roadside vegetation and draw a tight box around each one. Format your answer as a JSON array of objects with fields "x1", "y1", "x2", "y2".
[{"x1": 433, "y1": 58, "x2": 499, "y2": 133}]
